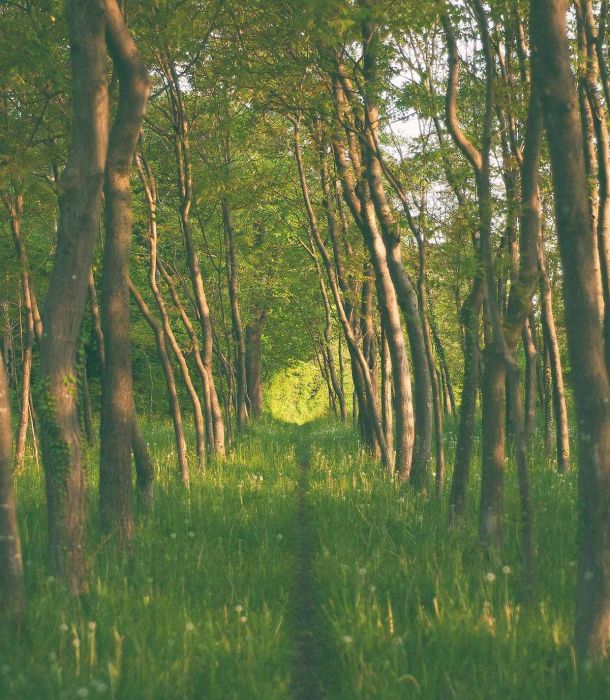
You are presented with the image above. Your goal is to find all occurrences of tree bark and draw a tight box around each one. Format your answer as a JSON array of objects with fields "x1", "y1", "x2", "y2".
[
  {"x1": 1, "y1": 192, "x2": 39, "y2": 470},
  {"x1": 294, "y1": 119, "x2": 392, "y2": 469},
  {"x1": 532, "y1": 0, "x2": 610, "y2": 663},
  {"x1": 538, "y1": 241, "x2": 571, "y2": 473},
  {"x1": 0, "y1": 353, "x2": 25, "y2": 623},
  {"x1": 245, "y1": 311, "x2": 267, "y2": 419},
  {"x1": 448, "y1": 276, "x2": 484, "y2": 520},
  {"x1": 37, "y1": 0, "x2": 109, "y2": 593},
  {"x1": 222, "y1": 198, "x2": 248, "y2": 431},
  {"x1": 129, "y1": 282, "x2": 189, "y2": 487},
  {"x1": 99, "y1": 0, "x2": 151, "y2": 541},
  {"x1": 160, "y1": 56, "x2": 225, "y2": 458}
]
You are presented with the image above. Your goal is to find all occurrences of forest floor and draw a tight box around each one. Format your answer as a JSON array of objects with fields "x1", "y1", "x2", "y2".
[{"x1": 1, "y1": 417, "x2": 610, "y2": 699}]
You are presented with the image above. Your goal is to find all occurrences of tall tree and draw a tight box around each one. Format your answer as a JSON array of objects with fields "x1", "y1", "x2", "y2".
[
  {"x1": 37, "y1": 0, "x2": 109, "y2": 593},
  {"x1": 99, "y1": 0, "x2": 152, "y2": 540},
  {"x1": 531, "y1": 0, "x2": 610, "y2": 664}
]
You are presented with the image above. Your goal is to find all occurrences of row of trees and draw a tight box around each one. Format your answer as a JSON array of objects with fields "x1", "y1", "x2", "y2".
[{"x1": 1, "y1": 0, "x2": 610, "y2": 666}]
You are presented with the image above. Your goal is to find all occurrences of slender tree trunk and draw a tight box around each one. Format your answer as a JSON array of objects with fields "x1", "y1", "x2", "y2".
[
  {"x1": 330, "y1": 119, "x2": 413, "y2": 477},
  {"x1": 346, "y1": 26, "x2": 431, "y2": 485},
  {"x1": 294, "y1": 120, "x2": 391, "y2": 468},
  {"x1": 80, "y1": 359, "x2": 95, "y2": 447},
  {"x1": 99, "y1": 0, "x2": 151, "y2": 540},
  {"x1": 538, "y1": 237, "x2": 570, "y2": 472},
  {"x1": 129, "y1": 282, "x2": 189, "y2": 486},
  {"x1": 542, "y1": 337, "x2": 555, "y2": 454},
  {"x1": 522, "y1": 319, "x2": 538, "y2": 445},
  {"x1": 449, "y1": 276, "x2": 484, "y2": 520},
  {"x1": 37, "y1": 0, "x2": 109, "y2": 593},
  {"x1": 0, "y1": 354, "x2": 24, "y2": 623},
  {"x1": 532, "y1": 0, "x2": 610, "y2": 663},
  {"x1": 417, "y1": 242, "x2": 445, "y2": 492},
  {"x1": 381, "y1": 326, "x2": 394, "y2": 455},
  {"x1": 2, "y1": 193, "x2": 38, "y2": 470},
  {"x1": 479, "y1": 344, "x2": 507, "y2": 548},
  {"x1": 157, "y1": 261, "x2": 214, "y2": 453},
  {"x1": 222, "y1": 199, "x2": 248, "y2": 431},
  {"x1": 321, "y1": 277, "x2": 346, "y2": 421},
  {"x1": 246, "y1": 312, "x2": 266, "y2": 419},
  {"x1": 161, "y1": 57, "x2": 225, "y2": 458},
  {"x1": 430, "y1": 311, "x2": 457, "y2": 415}
]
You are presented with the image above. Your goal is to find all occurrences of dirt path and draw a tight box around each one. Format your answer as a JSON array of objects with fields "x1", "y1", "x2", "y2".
[{"x1": 290, "y1": 440, "x2": 323, "y2": 700}]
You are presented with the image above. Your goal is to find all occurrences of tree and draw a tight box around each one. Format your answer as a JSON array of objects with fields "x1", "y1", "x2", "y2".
[
  {"x1": 37, "y1": 0, "x2": 109, "y2": 593},
  {"x1": 0, "y1": 353, "x2": 24, "y2": 623},
  {"x1": 98, "y1": 0, "x2": 152, "y2": 540},
  {"x1": 531, "y1": 0, "x2": 610, "y2": 664}
]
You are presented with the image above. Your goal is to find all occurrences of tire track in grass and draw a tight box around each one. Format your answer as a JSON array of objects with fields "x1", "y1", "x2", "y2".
[{"x1": 289, "y1": 428, "x2": 339, "y2": 700}]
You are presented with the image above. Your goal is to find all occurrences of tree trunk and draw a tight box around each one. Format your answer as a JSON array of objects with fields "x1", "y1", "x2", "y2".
[
  {"x1": 222, "y1": 198, "x2": 249, "y2": 431},
  {"x1": 538, "y1": 235, "x2": 570, "y2": 472},
  {"x1": 37, "y1": 0, "x2": 109, "y2": 593},
  {"x1": 79, "y1": 357, "x2": 95, "y2": 447},
  {"x1": 448, "y1": 276, "x2": 484, "y2": 520},
  {"x1": 161, "y1": 57, "x2": 225, "y2": 458},
  {"x1": 522, "y1": 319, "x2": 538, "y2": 445},
  {"x1": 246, "y1": 312, "x2": 266, "y2": 419},
  {"x1": 479, "y1": 344, "x2": 506, "y2": 549},
  {"x1": 99, "y1": 0, "x2": 151, "y2": 541},
  {"x1": 129, "y1": 282, "x2": 190, "y2": 487},
  {"x1": 330, "y1": 109, "x2": 413, "y2": 478},
  {"x1": 2, "y1": 192, "x2": 39, "y2": 470},
  {"x1": 348, "y1": 25, "x2": 432, "y2": 485},
  {"x1": 157, "y1": 261, "x2": 214, "y2": 456},
  {"x1": 294, "y1": 120, "x2": 391, "y2": 467},
  {"x1": 0, "y1": 354, "x2": 25, "y2": 623},
  {"x1": 380, "y1": 326, "x2": 394, "y2": 455},
  {"x1": 532, "y1": 0, "x2": 610, "y2": 663},
  {"x1": 542, "y1": 337, "x2": 555, "y2": 454}
]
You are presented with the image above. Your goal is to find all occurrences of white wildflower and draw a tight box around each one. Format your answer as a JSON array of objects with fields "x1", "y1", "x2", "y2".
[{"x1": 485, "y1": 572, "x2": 496, "y2": 583}]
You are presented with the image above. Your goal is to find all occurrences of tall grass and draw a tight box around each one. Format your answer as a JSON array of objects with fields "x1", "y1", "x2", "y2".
[{"x1": 2, "y1": 416, "x2": 609, "y2": 698}]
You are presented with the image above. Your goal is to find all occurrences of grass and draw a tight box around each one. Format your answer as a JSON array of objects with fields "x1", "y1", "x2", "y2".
[{"x1": 2, "y1": 416, "x2": 610, "y2": 698}]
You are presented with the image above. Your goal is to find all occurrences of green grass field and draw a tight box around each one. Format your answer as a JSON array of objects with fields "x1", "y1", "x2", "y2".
[{"x1": 1, "y1": 417, "x2": 609, "y2": 699}]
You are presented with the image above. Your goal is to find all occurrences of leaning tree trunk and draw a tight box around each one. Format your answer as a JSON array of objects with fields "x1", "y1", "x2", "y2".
[
  {"x1": 99, "y1": 0, "x2": 151, "y2": 541},
  {"x1": 37, "y1": 0, "x2": 109, "y2": 593},
  {"x1": 161, "y1": 57, "x2": 225, "y2": 458},
  {"x1": 0, "y1": 354, "x2": 24, "y2": 623},
  {"x1": 532, "y1": 0, "x2": 610, "y2": 664},
  {"x1": 129, "y1": 282, "x2": 190, "y2": 487},
  {"x1": 330, "y1": 96, "x2": 414, "y2": 478},
  {"x1": 356, "y1": 21, "x2": 433, "y2": 487}
]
